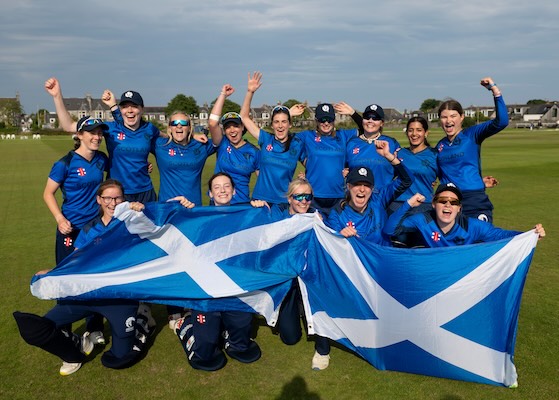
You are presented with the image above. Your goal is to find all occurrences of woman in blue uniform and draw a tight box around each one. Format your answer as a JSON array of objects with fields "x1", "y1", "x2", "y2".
[
  {"x1": 240, "y1": 71, "x2": 306, "y2": 204},
  {"x1": 436, "y1": 77, "x2": 508, "y2": 223},
  {"x1": 335, "y1": 102, "x2": 401, "y2": 189},
  {"x1": 175, "y1": 173, "x2": 261, "y2": 371},
  {"x1": 383, "y1": 183, "x2": 545, "y2": 247},
  {"x1": 208, "y1": 84, "x2": 259, "y2": 204},
  {"x1": 43, "y1": 116, "x2": 109, "y2": 264},
  {"x1": 153, "y1": 111, "x2": 215, "y2": 206},
  {"x1": 288, "y1": 103, "x2": 357, "y2": 216},
  {"x1": 326, "y1": 141, "x2": 413, "y2": 244}
]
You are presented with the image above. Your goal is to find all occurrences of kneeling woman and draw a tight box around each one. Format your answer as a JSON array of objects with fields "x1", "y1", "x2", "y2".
[{"x1": 175, "y1": 173, "x2": 261, "y2": 371}]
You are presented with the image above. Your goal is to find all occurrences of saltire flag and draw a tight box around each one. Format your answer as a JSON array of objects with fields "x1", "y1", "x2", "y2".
[
  {"x1": 30, "y1": 202, "x2": 540, "y2": 387},
  {"x1": 31, "y1": 202, "x2": 315, "y2": 325},
  {"x1": 300, "y1": 222, "x2": 538, "y2": 387}
]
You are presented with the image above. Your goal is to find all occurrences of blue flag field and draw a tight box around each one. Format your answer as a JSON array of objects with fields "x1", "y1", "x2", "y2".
[{"x1": 30, "y1": 202, "x2": 539, "y2": 387}]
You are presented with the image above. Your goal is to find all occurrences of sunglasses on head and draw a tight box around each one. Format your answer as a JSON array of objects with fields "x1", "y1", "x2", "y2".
[
  {"x1": 435, "y1": 196, "x2": 461, "y2": 206},
  {"x1": 78, "y1": 118, "x2": 103, "y2": 131},
  {"x1": 291, "y1": 193, "x2": 313, "y2": 202},
  {"x1": 272, "y1": 105, "x2": 290, "y2": 114},
  {"x1": 169, "y1": 119, "x2": 190, "y2": 127},
  {"x1": 317, "y1": 117, "x2": 334, "y2": 124}
]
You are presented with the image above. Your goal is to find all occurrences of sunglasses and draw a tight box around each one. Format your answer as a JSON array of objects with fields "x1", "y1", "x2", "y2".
[
  {"x1": 363, "y1": 115, "x2": 382, "y2": 121},
  {"x1": 99, "y1": 195, "x2": 125, "y2": 205},
  {"x1": 317, "y1": 117, "x2": 334, "y2": 124},
  {"x1": 78, "y1": 118, "x2": 103, "y2": 131},
  {"x1": 169, "y1": 119, "x2": 190, "y2": 127},
  {"x1": 291, "y1": 193, "x2": 313, "y2": 202},
  {"x1": 435, "y1": 197, "x2": 461, "y2": 206},
  {"x1": 272, "y1": 105, "x2": 290, "y2": 114}
]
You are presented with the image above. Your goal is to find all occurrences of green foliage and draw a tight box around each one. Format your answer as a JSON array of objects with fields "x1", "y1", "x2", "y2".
[
  {"x1": 527, "y1": 99, "x2": 547, "y2": 105},
  {"x1": 0, "y1": 99, "x2": 24, "y2": 127},
  {"x1": 165, "y1": 94, "x2": 199, "y2": 116},
  {"x1": 420, "y1": 98, "x2": 441, "y2": 112},
  {"x1": 1, "y1": 131, "x2": 558, "y2": 399},
  {"x1": 210, "y1": 98, "x2": 241, "y2": 114}
]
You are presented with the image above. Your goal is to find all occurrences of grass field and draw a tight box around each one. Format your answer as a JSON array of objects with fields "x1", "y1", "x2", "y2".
[{"x1": 1, "y1": 129, "x2": 558, "y2": 399}]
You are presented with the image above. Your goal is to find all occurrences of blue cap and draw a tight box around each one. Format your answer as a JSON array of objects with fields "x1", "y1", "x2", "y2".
[
  {"x1": 315, "y1": 103, "x2": 335, "y2": 121},
  {"x1": 434, "y1": 183, "x2": 463, "y2": 201},
  {"x1": 363, "y1": 104, "x2": 384, "y2": 120},
  {"x1": 346, "y1": 166, "x2": 374, "y2": 186},
  {"x1": 119, "y1": 90, "x2": 144, "y2": 107}
]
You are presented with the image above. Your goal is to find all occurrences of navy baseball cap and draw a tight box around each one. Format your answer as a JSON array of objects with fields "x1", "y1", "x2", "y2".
[
  {"x1": 119, "y1": 90, "x2": 144, "y2": 107},
  {"x1": 434, "y1": 183, "x2": 463, "y2": 201},
  {"x1": 315, "y1": 103, "x2": 335, "y2": 121},
  {"x1": 77, "y1": 116, "x2": 109, "y2": 132},
  {"x1": 346, "y1": 166, "x2": 374, "y2": 186},
  {"x1": 220, "y1": 112, "x2": 242, "y2": 126},
  {"x1": 363, "y1": 104, "x2": 384, "y2": 120}
]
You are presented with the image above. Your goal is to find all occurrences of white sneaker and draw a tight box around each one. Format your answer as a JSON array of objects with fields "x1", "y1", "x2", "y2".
[
  {"x1": 60, "y1": 361, "x2": 82, "y2": 376},
  {"x1": 89, "y1": 331, "x2": 105, "y2": 345},
  {"x1": 59, "y1": 333, "x2": 93, "y2": 376},
  {"x1": 168, "y1": 313, "x2": 182, "y2": 330},
  {"x1": 81, "y1": 332, "x2": 94, "y2": 356},
  {"x1": 311, "y1": 351, "x2": 330, "y2": 371}
]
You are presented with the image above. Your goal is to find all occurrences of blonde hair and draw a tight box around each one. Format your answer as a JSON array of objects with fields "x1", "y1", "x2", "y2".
[
  {"x1": 165, "y1": 111, "x2": 192, "y2": 145},
  {"x1": 286, "y1": 177, "x2": 313, "y2": 198}
]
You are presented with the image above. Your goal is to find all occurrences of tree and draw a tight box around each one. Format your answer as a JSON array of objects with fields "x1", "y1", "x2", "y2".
[
  {"x1": 210, "y1": 98, "x2": 241, "y2": 114},
  {"x1": 165, "y1": 94, "x2": 199, "y2": 116},
  {"x1": 527, "y1": 99, "x2": 547, "y2": 105},
  {"x1": 0, "y1": 99, "x2": 23, "y2": 128},
  {"x1": 420, "y1": 98, "x2": 441, "y2": 113}
]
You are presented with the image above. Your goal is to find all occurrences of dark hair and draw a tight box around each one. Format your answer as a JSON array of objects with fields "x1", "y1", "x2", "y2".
[
  {"x1": 406, "y1": 116, "x2": 431, "y2": 147},
  {"x1": 271, "y1": 105, "x2": 292, "y2": 122},
  {"x1": 208, "y1": 172, "x2": 235, "y2": 191},
  {"x1": 97, "y1": 179, "x2": 124, "y2": 197},
  {"x1": 438, "y1": 99, "x2": 464, "y2": 117}
]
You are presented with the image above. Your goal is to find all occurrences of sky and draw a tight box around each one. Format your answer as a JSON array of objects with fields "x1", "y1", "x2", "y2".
[{"x1": 1, "y1": 0, "x2": 558, "y2": 115}]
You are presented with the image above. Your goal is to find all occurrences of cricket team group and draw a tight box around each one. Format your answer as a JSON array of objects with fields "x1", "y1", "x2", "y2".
[{"x1": 13, "y1": 72, "x2": 545, "y2": 376}]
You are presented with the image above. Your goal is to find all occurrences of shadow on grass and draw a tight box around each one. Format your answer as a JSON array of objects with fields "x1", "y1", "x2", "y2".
[{"x1": 276, "y1": 375, "x2": 321, "y2": 400}]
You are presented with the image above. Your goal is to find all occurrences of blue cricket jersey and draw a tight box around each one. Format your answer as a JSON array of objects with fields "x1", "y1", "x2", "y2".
[
  {"x1": 214, "y1": 137, "x2": 260, "y2": 204},
  {"x1": 297, "y1": 129, "x2": 357, "y2": 199},
  {"x1": 106, "y1": 108, "x2": 160, "y2": 195},
  {"x1": 75, "y1": 215, "x2": 119, "y2": 249},
  {"x1": 252, "y1": 131, "x2": 306, "y2": 204},
  {"x1": 325, "y1": 162, "x2": 413, "y2": 244},
  {"x1": 346, "y1": 135, "x2": 401, "y2": 188},
  {"x1": 48, "y1": 150, "x2": 108, "y2": 229},
  {"x1": 394, "y1": 146, "x2": 438, "y2": 202},
  {"x1": 436, "y1": 95, "x2": 508, "y2": 192},
  {"x1": 153, "y1": 137, "x2": 216, "y2": 205},
  {"x1": 383, "y1": 201, "x2": 520, "y2": 247}
]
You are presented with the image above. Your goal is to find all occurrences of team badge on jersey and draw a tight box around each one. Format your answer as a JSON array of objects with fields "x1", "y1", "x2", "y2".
[
  {"x1": 169, "y1": 149, "x2": 176, "y2": 156},
  {"x1": 437, "y1": 143, "x2": 444, "y2": 152},
  {"x1": 346, "y1": 221, "x2": 355, "y2": 229},
  {"x1": 64, "y1": 237, "x2": 73, "y2": 247},
  {"x1": 227, "y1": 146, "x2": 232, "y2": 154},
  {"x1": 118, "y1": 132, "x2": 126, "y2": 141},
  {"x1": 431, "y1": 231, "x2": 441, "y2": 242},
  {"x1": 352, "y1": 147, "x2": 360, "y2": 155},
  {"x1": 314, "y1": 136, "x2": 322, "y2": 143},
  {"x1": 77, "y1": 167, "x2": 86, "y2": 176},
  {"x1": 266, "y1": 144, "x2": 273, "y2": 152},
  {"x1": 196, "y1": 314, "x2": 206, "y2": 324}
]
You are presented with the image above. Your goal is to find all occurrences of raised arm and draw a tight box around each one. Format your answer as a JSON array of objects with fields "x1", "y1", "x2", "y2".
[
  {"x1": 335, "y1": 101, "x2": 363, "y2": 135},
  {"x1": 208, "y1": 84, "x2": 235, "y2": 146},
  {"x1": 240, "y1": 71, "x2": 263, "y2": 140},
  {"x1": 44, "y1": 77, "x2": 77, "y2": 132}
]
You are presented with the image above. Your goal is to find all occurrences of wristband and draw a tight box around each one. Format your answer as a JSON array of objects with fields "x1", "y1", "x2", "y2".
[
  {"x1": 209, "y1": 113, "x2": 220, "y2": 122},
  {"x1": 486, "y1": 83, "x2": 496, "y2": 90},
  {"x1": 110, "y1": 104, "x2": 118, "y2": 109}
]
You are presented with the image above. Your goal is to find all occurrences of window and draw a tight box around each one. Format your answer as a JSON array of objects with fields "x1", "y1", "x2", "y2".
[
  {"x1": 199, "y1": 113, "x2": 208, "y2": 120},
  {"x1": 159, "y1": 115, "x2": 165, "y2": 121}
]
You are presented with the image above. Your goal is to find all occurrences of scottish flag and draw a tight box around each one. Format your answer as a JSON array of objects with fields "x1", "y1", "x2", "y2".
[
  {"x1": 300, "y1": 223, "x2": 538, "y2": 387},
  {"x1": 31, "y1": 202, "x2": 539, "y2": 386},
  {"x1": 31, "y1": 202, "x2": 316, "y2": 325}
]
